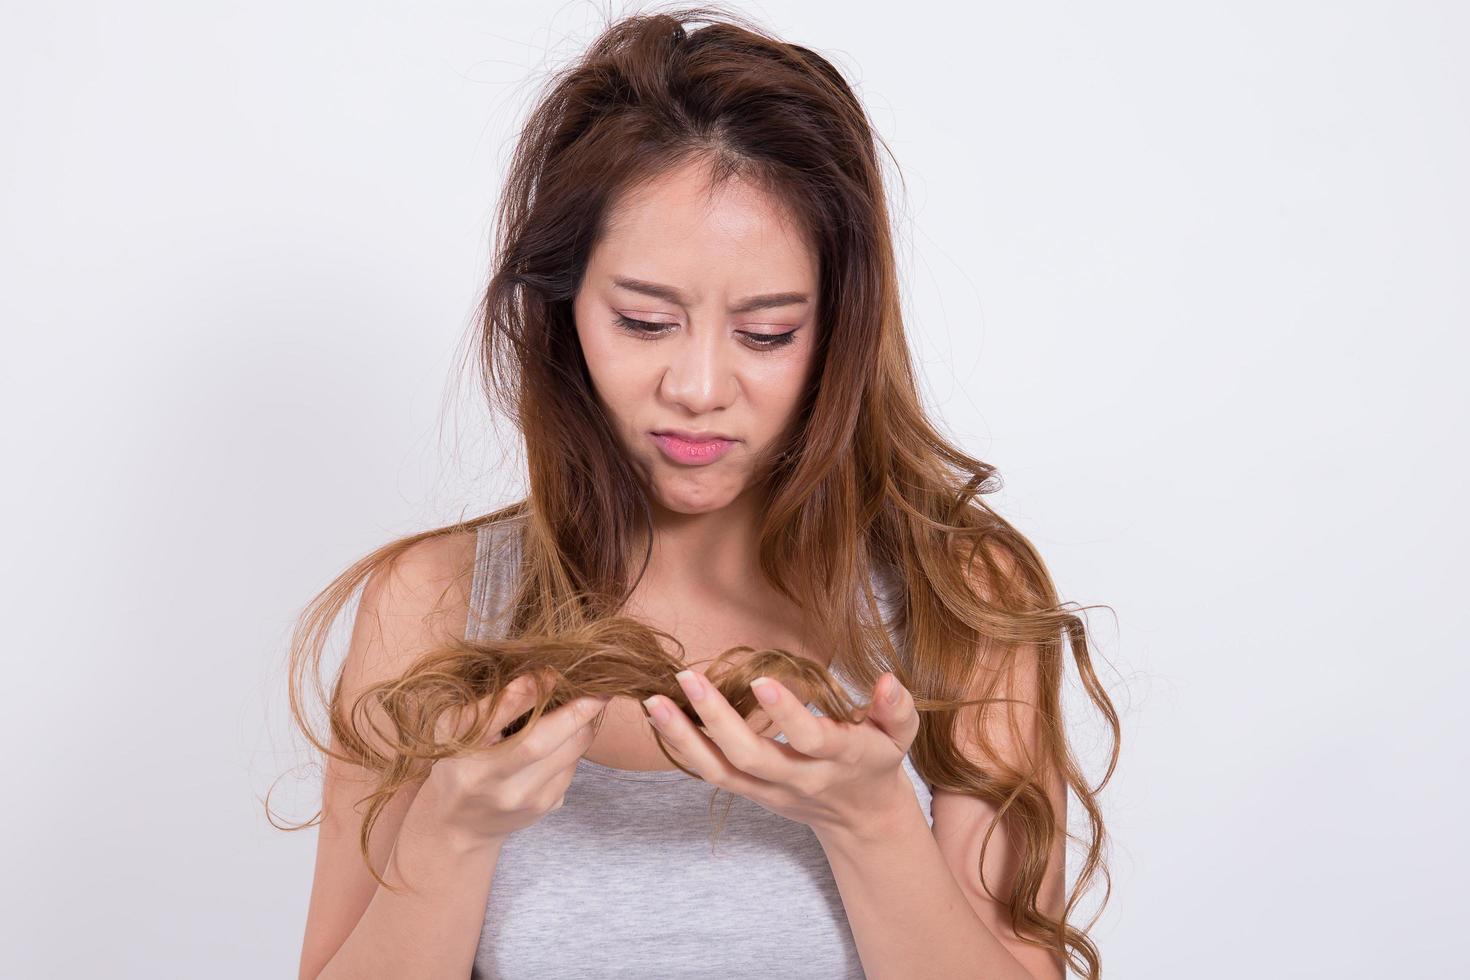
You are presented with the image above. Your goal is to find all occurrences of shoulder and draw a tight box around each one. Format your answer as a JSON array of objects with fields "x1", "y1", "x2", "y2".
[
  {"x1": 955, "y1": 533, "x2": 1035, "y2": 610},
  {"x1": 362, "y1": 529, "x2": 479, "y2": 612},
  {"x1": 933, "y1": 532, "x2": 1057, "y2": 783},
  {"x1": 347, "y1": 529, "x2": 481, "y2": 682},
  {"x1": 302, "y1": 528, "x2": 480, "y2": 978}
]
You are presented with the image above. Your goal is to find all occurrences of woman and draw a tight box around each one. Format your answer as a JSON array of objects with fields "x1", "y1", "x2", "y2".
[{"x1": 285, "y1": 7, "x2": 1118, "y2": 979}]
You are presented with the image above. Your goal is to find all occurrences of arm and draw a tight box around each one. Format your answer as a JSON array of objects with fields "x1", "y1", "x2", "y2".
[
  {"x1": 813, "y1": 796, "x2": 1037, "y2": 980},
  {"x1": 298, "y1": 532, "x2": 500, "y2": 980},
  {"x1": 311, "y1": 774, "x2": 504, "y2": 980},
  {"x1": 814, "y1": 544, "x2": 1069, "y2": 980},
  {"x1": 814, "y1": 686, "x2": 1066, "y2": 980}
]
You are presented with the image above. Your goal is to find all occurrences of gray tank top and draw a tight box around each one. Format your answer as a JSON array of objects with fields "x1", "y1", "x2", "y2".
[{"x1": 464, "y1": 515, "x2": 933, "y2": 979}]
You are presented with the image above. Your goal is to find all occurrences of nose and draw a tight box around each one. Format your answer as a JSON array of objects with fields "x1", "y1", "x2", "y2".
[{"x1": 658, "y1": 318, "x2": 737, "y2": 414}]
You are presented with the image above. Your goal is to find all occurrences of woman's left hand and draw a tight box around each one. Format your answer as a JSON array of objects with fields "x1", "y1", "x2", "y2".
[{"x1": 641, "y1": 668, "x2": 922, "y2": 839}]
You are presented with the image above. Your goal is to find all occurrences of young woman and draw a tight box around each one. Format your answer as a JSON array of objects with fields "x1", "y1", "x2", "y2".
[{"x1": 286, "y1": 8, "x2": 1118, "y2": 979}]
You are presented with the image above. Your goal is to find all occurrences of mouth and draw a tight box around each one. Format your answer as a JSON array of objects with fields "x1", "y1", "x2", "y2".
[
  {"x1": 649, "y1": 430, "x2": 737, "y2": 466},
  {"x1": 652, "y1": 428, "x2": 736, "y2": 442}
]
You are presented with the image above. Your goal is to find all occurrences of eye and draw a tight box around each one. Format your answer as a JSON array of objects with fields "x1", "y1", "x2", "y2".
[
  {"x1": 613, "y1": 313, "x2": 674, "y2": 338},
  {"x1": 613, "y1": 313, "x2": 798, "y2": 351}
]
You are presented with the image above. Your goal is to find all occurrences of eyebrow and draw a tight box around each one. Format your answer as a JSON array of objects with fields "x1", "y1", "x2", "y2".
[{"x1": 611, "y1": 276, "x2": 811, "y2": 314}]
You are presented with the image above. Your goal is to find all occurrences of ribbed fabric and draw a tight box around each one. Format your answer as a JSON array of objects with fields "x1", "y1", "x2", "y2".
[{"x1": 464, "y1": 514, "x2": 931, "y2": 979}]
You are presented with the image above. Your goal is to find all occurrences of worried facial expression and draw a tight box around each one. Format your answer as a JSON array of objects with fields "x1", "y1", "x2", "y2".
[{"x1": 573, "y1": 160, "x2": 821, "y2": 516}]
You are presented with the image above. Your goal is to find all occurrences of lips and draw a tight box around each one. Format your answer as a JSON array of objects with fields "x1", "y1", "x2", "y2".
[
  {"x1": 652, "y1": 428, "x2": 736, "y2": 442},
  {"x1": 650, "y1": 431, "x2": 736, "y2": 466}
]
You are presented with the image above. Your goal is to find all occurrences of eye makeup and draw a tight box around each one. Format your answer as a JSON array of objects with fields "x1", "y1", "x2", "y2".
[{"x1": 612, "y1": 312, "x2": 799, "y2": 350}]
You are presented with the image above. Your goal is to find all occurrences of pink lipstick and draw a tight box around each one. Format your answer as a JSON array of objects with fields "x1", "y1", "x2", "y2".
[{"x1": 650, "y1": 431, "x2": 736, "y2": 465}]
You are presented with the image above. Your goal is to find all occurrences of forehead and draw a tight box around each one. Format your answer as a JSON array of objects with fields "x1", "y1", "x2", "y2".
[{"x1": 593, "y1": 164, "x2": 817, "y2": 290}]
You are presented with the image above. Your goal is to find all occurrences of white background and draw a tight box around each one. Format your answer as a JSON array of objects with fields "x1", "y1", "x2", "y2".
[{"x1": 2, "y1": 2, "x2": 1464, "y2": 977}]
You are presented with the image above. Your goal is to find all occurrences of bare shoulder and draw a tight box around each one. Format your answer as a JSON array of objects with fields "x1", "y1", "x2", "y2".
[
  {"x1": 364, "y1": 529, "x2": 479, "y2": 614},
  {"x1": 957, "y1": 533, "x2": 1029, "y2": 603},
  {"x1": 329, "y1": 528, "x2": 483, "y2": 756},
  {"x1": 298, "y1": 527, "x2": 481, "y2": 979},
  {"x1": 347, "y1": 529, "x2": 481, "y2": 681}
]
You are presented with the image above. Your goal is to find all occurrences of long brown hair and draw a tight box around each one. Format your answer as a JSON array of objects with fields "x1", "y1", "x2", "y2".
[{"x1": 274, "y1": 6, "x2": 1120, "y2": 976}]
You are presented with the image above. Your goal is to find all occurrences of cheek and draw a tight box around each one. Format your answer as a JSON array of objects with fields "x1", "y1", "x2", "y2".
[
  {"x1": 580, "y1": 335, "x2": 650, "y2": 415},
  {"x1": 750, "y1": 355, "x2": 813, "y2": 412},
  {"x1": 575, "y1": 313, "x2": 615, "y2": 381}
]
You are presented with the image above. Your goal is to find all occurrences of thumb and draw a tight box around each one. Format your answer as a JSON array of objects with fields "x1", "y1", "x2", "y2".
[{"x1": 870, "y1": 672, "x2": 919, "y2": 746}]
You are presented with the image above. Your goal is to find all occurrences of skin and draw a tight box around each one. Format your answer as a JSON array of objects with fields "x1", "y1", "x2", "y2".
[
  {"x1": 566, "y1": 159, "x2": 1057, "y2": 978},
  {"x1": 571, "y1": 156, "x2": 830, "y2": 768},
  {"x1": 300, "y1": 158, "x2": 1059, "y2": 980},
  {"x1": 572, "y1": 157, "x2": 820, "y2": 606}
]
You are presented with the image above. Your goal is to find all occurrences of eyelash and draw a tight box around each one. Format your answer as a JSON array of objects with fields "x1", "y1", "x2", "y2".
[{"x1": 613, "y1": 313, "x2": 798, "y2": 350}]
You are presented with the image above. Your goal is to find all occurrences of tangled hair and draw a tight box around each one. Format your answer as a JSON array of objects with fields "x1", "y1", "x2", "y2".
[{"x1": 273, "y1": 5, "x2": 1120, "y2": 977}]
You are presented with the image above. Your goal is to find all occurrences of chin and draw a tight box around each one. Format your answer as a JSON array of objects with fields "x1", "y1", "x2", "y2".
[{"x1": 649, "y1": 475, "x2": 746, "y2": 516}]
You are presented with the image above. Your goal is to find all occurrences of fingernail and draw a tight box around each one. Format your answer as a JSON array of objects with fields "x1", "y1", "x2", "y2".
[
  {"x1": 643, "y1": 695, "x2": 671, "y2": 725},
  {"x1": 886, "y1": 675, "x2": 903, "y2": 704},
  {"x1": 751, "y1": 677, "x2": 779, "y2": 705},
  {"x1": 675, "y1": 669, "x2": 706, "y2": 701}
]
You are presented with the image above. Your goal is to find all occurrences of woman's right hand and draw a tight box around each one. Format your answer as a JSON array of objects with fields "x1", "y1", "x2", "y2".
[{"x1": 421, "y1": 672, "x2": 609, "y2": 848}]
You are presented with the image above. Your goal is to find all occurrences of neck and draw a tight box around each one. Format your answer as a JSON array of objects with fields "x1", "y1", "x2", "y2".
[{"x1": 631, "y1": 487, "x2": 767, "y2": 599}]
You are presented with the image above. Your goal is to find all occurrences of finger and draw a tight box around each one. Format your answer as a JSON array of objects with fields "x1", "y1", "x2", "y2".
[
  {"x1": 749, "y1": 676, "x2": 842, "y2": 760},
  {"x1": 485, "y1": 673, "x2": 551, "y2": 738},
  {"x1": 647, "y1": 672, "x2": 784, "y2": 790},
  {"x1": 434, "y1": 673, "x2": 535, "y2": 746},
  {"x1": 506, "y1": 694, "x2": 611, "y2": 765},
  {"x1": 867, "y1": 672, "x2": 921, "y2": 751},
  {"x1": 522, "y1": 701, "x2": 605, "y2": 780},
  {"x1": 531, "y1": 717, "x2": 599, "y2": 814},
  {"x1": 643, "y1": 690, "x2": 764, "y2": 792}
]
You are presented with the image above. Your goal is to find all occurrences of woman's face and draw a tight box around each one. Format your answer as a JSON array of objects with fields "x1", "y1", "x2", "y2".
[{"x1": 573, "y1": 161, "x2": 820, "y2": 517}]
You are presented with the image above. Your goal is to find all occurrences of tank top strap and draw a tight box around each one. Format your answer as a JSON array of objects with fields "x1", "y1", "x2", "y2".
[{"x1": 465, "y1": 514, "x2": 526, "y2": 643}]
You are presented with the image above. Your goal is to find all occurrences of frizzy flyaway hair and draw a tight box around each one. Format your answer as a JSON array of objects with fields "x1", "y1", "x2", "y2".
[{"x1": 269, "y1": 6, "x2": 1120, "y2": 977}]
